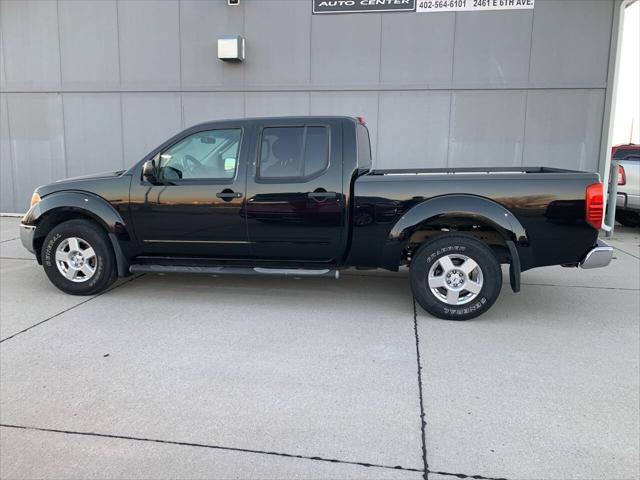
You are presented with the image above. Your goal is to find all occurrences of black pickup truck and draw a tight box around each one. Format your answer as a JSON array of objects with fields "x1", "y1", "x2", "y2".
[{"x1": 21, "y1": 116, "x2": 613, "y2": 320}]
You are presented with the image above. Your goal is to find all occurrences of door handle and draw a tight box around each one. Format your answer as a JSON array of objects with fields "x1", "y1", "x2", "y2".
[
  {"x1": 308, "y1": 190, "x2": 337, "y2": 200},
  {"x1": 216, "y1": 189, "x2": 242, "y2": 201}
]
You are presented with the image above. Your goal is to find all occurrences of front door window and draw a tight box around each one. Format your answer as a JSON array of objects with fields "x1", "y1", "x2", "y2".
[{"x1": 158, "y1": 129, "x2": 241, "y2": 181}]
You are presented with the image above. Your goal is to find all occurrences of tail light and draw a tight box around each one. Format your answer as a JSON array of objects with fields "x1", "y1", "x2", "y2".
[
  {"x1": 618, "y1": 165, "x2": 626, "y2": 185},
  {"x1": 585, "y1": 182, "x2": 604, "y2": 230},
  {"x1": 356, "y1": 116, "x2": 366, "y2": 125}
]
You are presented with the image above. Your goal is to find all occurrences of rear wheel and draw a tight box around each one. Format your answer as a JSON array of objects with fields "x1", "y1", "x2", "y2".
[
  {"x1": 616, "y1": 210, "x2": 640, "y2": 227},
  {"x1": 41, "y1": 219, "x2": 116, "y2": 295},
  {"x1": 410, "y1": 235, "x2": 502, "y2": 320}
]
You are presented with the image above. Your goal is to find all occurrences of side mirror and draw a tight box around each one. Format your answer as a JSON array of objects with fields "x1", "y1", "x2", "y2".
[{"x1": 142, "y1": 159, "x2": 158, "y2": 184}]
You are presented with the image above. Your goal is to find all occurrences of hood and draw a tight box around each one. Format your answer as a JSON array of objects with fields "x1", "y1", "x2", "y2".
[
  {"x1": 56, "y1": 170, "x2": 126, "y2": 182},
  {"x1": 37, "y1": 170, "x2": 128, "y2": 197}
]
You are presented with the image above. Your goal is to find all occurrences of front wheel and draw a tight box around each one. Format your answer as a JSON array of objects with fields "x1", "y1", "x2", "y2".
[
  {"x1": 41, "y1": 219, "x2": 117, "y2": 295},
  {"x1": 410, "y1": 235, "x2": 502, "y2": 320}
]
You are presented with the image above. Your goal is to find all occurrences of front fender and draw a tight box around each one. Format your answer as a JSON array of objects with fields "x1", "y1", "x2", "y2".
[
  {"x1": 22, "y1": 190, "x2": 127, "y2": 237},
  {"x1": 380, "y1": 194, "x2": 528, "y2": 269},
  {"x1": 21, "y1": 191, "x2": 131, "y2": 275}
]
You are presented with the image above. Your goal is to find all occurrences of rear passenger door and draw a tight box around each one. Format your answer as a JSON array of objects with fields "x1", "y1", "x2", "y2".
[{"x1": 245, "y1": 119, "x2": 344, "y2": 263}]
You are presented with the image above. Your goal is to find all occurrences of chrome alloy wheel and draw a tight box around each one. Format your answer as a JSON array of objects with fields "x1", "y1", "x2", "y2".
[
  {"x1": 428, "y1": 254, "x2": 483, "y2": 305},
  {"x1": 55, "y1": 237, "x2": 97, "y2": 283}
]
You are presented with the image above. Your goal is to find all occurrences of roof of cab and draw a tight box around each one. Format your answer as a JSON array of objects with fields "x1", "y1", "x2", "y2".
[{"x1": 189, "y1": 116, "x2": 360, "y2": 131}]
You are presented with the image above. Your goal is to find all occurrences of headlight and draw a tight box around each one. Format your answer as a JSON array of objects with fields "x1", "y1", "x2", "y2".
[{"x1": 30, "y1": 191, "x2": 41, "y2": 208}]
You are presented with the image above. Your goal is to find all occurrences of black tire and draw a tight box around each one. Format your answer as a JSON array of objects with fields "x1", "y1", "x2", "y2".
[
  {"x1": 41, "y1": 219, "x2": 117, "y2": 295},
  {"x1": 616, "y1": 211, "x2": 640, "y2": 227},
  {"x1": 410, "y1": 235, "x2": 502, "y2": 321}
]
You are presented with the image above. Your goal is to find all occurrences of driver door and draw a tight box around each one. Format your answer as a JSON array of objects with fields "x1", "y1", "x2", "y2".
[{"x1": 130, "y1": 126, "x2": 249, "y2": 258}]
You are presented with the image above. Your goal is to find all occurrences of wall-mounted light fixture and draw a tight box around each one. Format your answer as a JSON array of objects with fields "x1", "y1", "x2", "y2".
[
  {"x1": 227, "y1": 0, "x2": 240, "y2": 5},
  {"x1": 218, "y1": 35, "x2": 245, "y2": 62}
]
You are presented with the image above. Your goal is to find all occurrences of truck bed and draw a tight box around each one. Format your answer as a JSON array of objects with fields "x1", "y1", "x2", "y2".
[{"x1": 349, "y1": 166, "x2": 601, "y2": 272}]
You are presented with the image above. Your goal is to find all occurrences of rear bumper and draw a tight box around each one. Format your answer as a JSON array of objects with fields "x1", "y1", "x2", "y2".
[
  {"x1": 20, "y1": 224, "x2": 36, "y2": 254},
  {"x1": 579, "y1": 240, "x2": 613, "y2": 269},
  {"x1": 617, "y1": 192, "x2": 640, "y2": 212}
]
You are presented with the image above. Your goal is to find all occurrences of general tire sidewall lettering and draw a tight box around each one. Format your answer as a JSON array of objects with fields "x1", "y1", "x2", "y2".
[{"x1": 43, "y1": 233, "x2": 62, "y2": 267}]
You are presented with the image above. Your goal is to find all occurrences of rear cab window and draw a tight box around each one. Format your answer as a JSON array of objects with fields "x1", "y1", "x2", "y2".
[
  {"x1": 258, "y1": 126, "x2": 329, "y2": 181},
  {"x1": 356, "y1": 123, "x2": 372, "y2": 171}
]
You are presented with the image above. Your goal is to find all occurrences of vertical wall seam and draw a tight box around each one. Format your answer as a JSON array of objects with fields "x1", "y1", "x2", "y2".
[
  {"x1": 4, "y1": 96, "x2": 18, "y2": 211},
  {"x1": 177, "y1": 0, "x2": 184, "y2": 129},
  {"x1": 242, "y1": 0, "x2": 246, "y2": 96},
  {"x1": 375, "y1": 13, "x2": 383, "y2": 166},
  {"x1": 56, "y1": 0, "x2": 64, "y2": 88},
  {"x1": 56, "y1": 0, "x2": 69, "y2": 178},
  {"x1": 115, "y1": 0, "x2": 126, "y2": 168},
  {"x1": 378, "y1": 14, "x2": 383, "y2": 84},
  {"x1": 115, "y1": 0, "x2": 122, "y2": 88},
  {"x1": 308, "y1": 0, "x2": 313, "y2": 116},
  {"x1": 309, "y1": 1, "x2": 313, "y2": 85},
  {"x1": 446, "y1": 13, "x2": 457, "y2": 168},
  {"x1": 0, "y1": 3, "x2": 18, "y2": 211},
  {"x1": 375, "y1": 91, "x2": 381, "y2": 169},
  {"x1": 177, "y1": 0, "x2": 183, "y2": 91},
  {"x1": 521, "y1": 6, "x2": 536, "y2": 167},
  {"x1": 242, "y1": 1, "x2": 247, "y2": 116}
]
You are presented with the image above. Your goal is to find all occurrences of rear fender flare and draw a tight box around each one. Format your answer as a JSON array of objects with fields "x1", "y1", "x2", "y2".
[
  {"x1": 381, "y1": 194, "x2": 528, "y2": 270},
  {"x1": 388, "y1": 194, "x2": 527, "y2": 244}
]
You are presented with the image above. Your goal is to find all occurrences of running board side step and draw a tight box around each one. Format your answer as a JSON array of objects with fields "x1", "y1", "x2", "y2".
[{"x1": 129, "y1": 264, "x2": 340, "y2": 279}]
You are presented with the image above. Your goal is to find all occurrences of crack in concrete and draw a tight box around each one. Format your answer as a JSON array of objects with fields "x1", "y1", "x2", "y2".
[
  {"x1": 429, "y1": 469, "x2": 508, "y2": 480},
  {"x1": 0, "y1": 424, "x2": 423, "y2": 474},
  {"x1": 0, "y1": 275, "x2": 143, "y2": 343},
  {"x1": 413, "y1": 298, "x2": 429, "y2": 480},
  {"x1": 0, "y1": 237, "x2": 19, "y2": 244},
  {"x1": 612, "y1": 245, "x2": 640, "y2": 260}
]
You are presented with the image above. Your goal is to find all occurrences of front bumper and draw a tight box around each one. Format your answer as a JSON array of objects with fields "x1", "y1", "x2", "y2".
[
  {"x1": 579, "y1": 240, "x2": 613, "y2": 269},
  {"x1": 20, "y1": 223, "x2": 36, "y2": 254}
]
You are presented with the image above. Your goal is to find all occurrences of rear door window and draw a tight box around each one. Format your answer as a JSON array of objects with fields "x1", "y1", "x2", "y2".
[{"x1": 258, "y1": 126, "x2": 329, "y2": 180}]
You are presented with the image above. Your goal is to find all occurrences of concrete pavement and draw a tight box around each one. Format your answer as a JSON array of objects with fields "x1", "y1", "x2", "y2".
[{"x1": 0, "y1": 216, "x2": 638, "y2": 479}]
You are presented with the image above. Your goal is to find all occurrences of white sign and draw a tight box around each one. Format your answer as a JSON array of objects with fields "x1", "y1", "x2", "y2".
[{"x1": 417, "y1": 0, "x2": 534, "y2": 13}]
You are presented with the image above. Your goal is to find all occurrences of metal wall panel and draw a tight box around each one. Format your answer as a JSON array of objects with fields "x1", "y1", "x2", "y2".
[
  {"x1": 0, "y1": 96, "x2": 14, "y2": 212},
  {"x1": 62, "y1": 94, "x2": 123, "y2": 176},
  {"x1": 449, "y1": 91, "x2": 527, "y2": 167},
  {"x1": 121, "y1": 94, "x2": 182, "y2": 165},
  {"x1": 118, "y1": 0, "x2": 180, "y2": 90},
  {"x1": 5, "y1": 94, "x2": 66, "y2": 211},
  {"x1": 311, "y1": 13, "x2": 380, "y2": 86},
  {"x1": 529, "y1": 0, "x2": 613, "y2": 87},
  {"x1": 523, "y1": 90, "x2": 605, "y2": 172},
  {"x1": 244, "y1": 0, "x2": 310, "y2": 86},
  {"x1": 0, "y1": 27, "x2": 6, "y2": 89},
  {"x1": 310, "y1": 92, "x2": 379, "y2": 164},
  {"x1": 380, "y1": 12, "x2": 454, "y2": 86},
  {"x1": 0, "y1": 0, "x2": 61, "y2": 91},
  {"x1": 0, "y1": 0, "x2": 618, "y2": 212},
  {"x1": 180, "y1": 0, "x2": 244, "y2": 89},
  {"x1": 245, "y1": 92, "x2": 310, "y2": 118},
  {"x1": 58, "y1": 0, "x2": 120, "y2": 90},
  {"x1": 377, "y1": 91, "x2": 451, "y2": 169},
  {"x1": 181, "y1": 93, "x2": 244, "y2": 128},
  {"x1": 453, "y1": 10, "x2": 533, "y2": 87}
]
